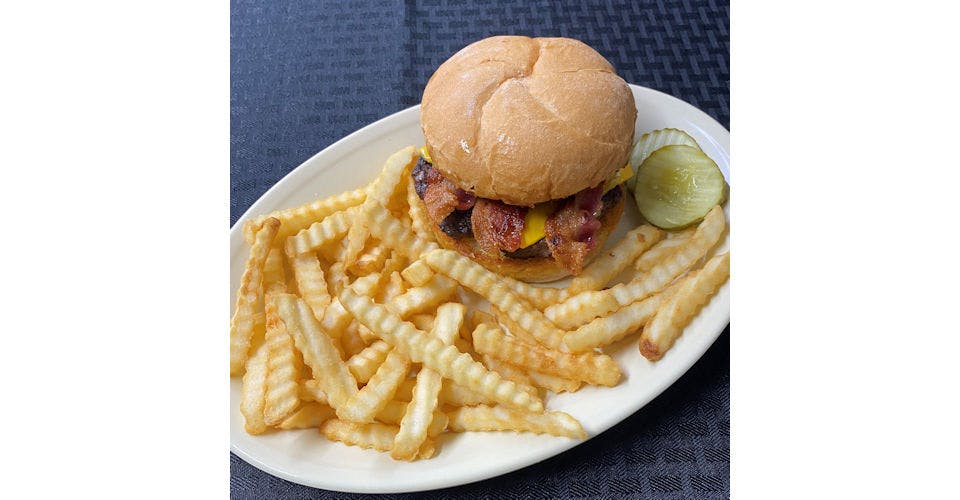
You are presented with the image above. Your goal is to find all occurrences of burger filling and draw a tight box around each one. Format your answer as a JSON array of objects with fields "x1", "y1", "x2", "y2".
[{"x1": 412, "y1": 156, "x2": 625, "y2": 275}]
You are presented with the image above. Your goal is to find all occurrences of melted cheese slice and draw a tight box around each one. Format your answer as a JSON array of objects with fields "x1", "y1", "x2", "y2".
[
  {"x1": 418, "y1": 145, "x2": 433, "y2": 163},
  {"x1": 520, "y1": 202, "x2": 555, "y2": 248},
  {"x1": 519, "y1": 164, "x2": 632, "y2": 248}
]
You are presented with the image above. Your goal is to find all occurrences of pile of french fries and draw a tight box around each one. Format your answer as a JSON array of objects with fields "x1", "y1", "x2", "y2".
[{"x1": 230, "y1": 146, "x2": 729, "y2": 461}]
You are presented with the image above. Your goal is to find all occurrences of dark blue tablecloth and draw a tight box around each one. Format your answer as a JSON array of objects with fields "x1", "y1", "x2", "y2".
[{"x1": 231, "y1": 1, "x2": 729, "y2": 498}]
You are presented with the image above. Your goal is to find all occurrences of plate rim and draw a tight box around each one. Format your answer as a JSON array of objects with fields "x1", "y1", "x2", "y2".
[{"x1": 230, "y1": 83, "x2": 729, "y2": 493}]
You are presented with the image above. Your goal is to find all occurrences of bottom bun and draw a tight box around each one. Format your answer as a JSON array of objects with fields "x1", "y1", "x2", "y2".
[{"x1": 424, "y1": 195, "x2": 625, "y2": 283}]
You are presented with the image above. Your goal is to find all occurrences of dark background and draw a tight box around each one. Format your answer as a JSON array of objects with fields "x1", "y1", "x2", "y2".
[{"x1": 231, "y1": 0, "x2": 729, "y2": 498}]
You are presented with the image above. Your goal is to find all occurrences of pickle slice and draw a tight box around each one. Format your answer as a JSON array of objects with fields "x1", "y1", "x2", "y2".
[
  {"x1": 633, "y1": 145, "x2": 727, "y2": 229},
  {"x1": 629, "y1": 128, "x2": 701, "y2": 193}
]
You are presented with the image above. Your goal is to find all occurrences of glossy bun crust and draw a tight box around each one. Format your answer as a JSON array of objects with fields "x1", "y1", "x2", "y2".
[{"x1": 420, "y1": 36, "x2": 637, "y2": 206}]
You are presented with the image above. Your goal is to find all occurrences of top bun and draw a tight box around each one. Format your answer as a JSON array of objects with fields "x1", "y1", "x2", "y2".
[{"x1": 420, "y1": 36, "x2": 637, "y2": 206}]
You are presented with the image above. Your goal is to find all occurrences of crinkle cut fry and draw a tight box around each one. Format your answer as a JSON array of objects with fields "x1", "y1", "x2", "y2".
[
  {"x1": 501, "y1": 277, "x2": 566, "y2": 311},
  {"x1": 447, "y1": 405, "x2": 585, "y2": 439},
  {"x1": 567, "y1": 224, "x2": 662, "y2": 294},
  {"x1": 421, "y1": 249, "x2": 567, "y2": 350},
  {"x1": 350, "y1": 243, "x2": 389, "y2": 276},
  {"x1": 337, "y1": 287, "x2": 543, "y2": 413},
  {"x1": 544, "y1": 206, "x2": 726, "y2": 329},
  {"x1": 285, "y1": 206, "x2": 358, "y2": 257},
  {"x1": 263, "y1": 292, "x2": 303, "y2": 426},
  {"x1": 472, "y1": 324, "x2": 621, "y2": 386},
  {"x1": 635, "y1": 226, "x2": 695, "y2": 272},
  {"x1": 400, "y1": 259, "x2": 435, "y2": 287},
  {"x1": 239, "y1": 342, "x2": 270, "y2": 434},
  {"x1": 243, "y1": 187, "x2": 365, "y2": 244},
  {"x1": 320, "y1": 420, "x2": 436, "y2": 459},
  {"x1": 386, "y1": 274, "x2": 458, "y2": 319},
  {"x1": 344, "y1": 147, "x2": 417, "y2": 266},
  {"x1": 262, "y1": 247, "x2": 286, "y2": 295},
  {"x1": 395, "y1": 377, "x2": 490, "y2": 407},
  {"x1": 563, "y1": 279, "x2": 685, "y2": 352},
  {"x1": 640, "y1": 252, "x2": 730, "y2": 361},
  {"x1": 278, "y1": 402, "x2": 336, "y2": 430},
  {"x1": 288, "y1": 252, "x2": 332, "y2": 322},
  {"x1": 405, "y1": 175, "x2": 435, "y2": 241},
  {"x1": 376, "y1": 400, "x2": 448, "y2": 437},
  {"x1": 230, "y1": 217, "x2": 279, "y2": 375},
  {"x1": 346, "y1": 340, "x2": 392, "y2": 384},
  {"x1": 275, "y1": 294, "x2": 359, "y2": 411},
  {"x1": 392, "y1": 302, "x2": 464, "y2": 460},
  {"x1": 365, "y1": 202, "x2": 439, "y2": 260},
  {"x1": 337, "y1": 350, "x2": 410, "y2": 423}
]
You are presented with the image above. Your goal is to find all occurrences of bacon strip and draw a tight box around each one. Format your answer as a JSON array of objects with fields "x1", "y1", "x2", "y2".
[
  {"x1": 416, "y1": 160, "x2": 476, "y2": 226},
  {"x1": 544, "y1": 185, "x2": 605, "y2": 275},
  {"x1": 423, "y1": 179, "x2": 461, "y2": 224},
  {"x1": 471, "y1": 199, "x2": 527, "y2": 255}
]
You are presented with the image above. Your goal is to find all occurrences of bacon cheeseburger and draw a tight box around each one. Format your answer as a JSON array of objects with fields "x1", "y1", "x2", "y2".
[{"x1": 414, "y1": 36, "x2": 636, "y2": 282}]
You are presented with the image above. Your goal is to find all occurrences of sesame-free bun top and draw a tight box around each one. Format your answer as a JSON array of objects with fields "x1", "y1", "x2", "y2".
[{"x1": 420, "y1": 36, "x2": 637, "y2": 206}]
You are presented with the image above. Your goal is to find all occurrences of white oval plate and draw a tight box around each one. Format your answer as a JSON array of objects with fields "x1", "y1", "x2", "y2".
[{"x1": 230, "y1": 84, "x2": 730, "y2": 494}]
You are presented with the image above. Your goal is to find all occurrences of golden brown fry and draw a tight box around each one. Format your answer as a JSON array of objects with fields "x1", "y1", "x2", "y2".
[
  {"x1": 431, "y1": 303, "x2": 466, "y2": 344},
  {"x1": 453, "y1": 337, "x2": 477, "y2": 360},
  {"x1": 365, "y1": 203, "x2": 439, "y2": 260},
  {"x1": 262, "y1": 247, "x2": 286, "y2": 295},
  {"x1": 337, "y1": 350, "x2": 410, "y2": 423},
  {"x1": 396, "y1": 378, "x2": 489, "y2": 406},
  {"x1": 465, "y1": 310, "x2": 497, "y2": 341},
  {"x1": 381, "y1": 271, "x2": 407, "y2": 302},
  {"x1": 386, "y1": 274, "x2": 458, "y2": 319},
  {"x1": 422, "y1": 249, "x2": 567, "y2": 350},
  {"x1": 408, "y1": 314, "x2": 435, "y2": 331},
  {"x1": 288, "y1": 252, "x2": 332, "y2": 322},
  {"x1": 339, "y1": 287, "x2": 542, "y2": 412},
  {"x1": 325, "y1": 262, "x2": 350, "y2": 295},
  {"x1": 318, "y1": 299, "x2": 352, "y2": 339},
  {"x1": 345, "y1": 147, "x2": 418, "y2": 266},
  {"x1": 489, "y1": 306, "x2": 539, "y2": 346},
  {"x1": 375, "y1": 400, "x2": 448, "y2": 437},
  {"x1": 544, "y1": 206, "x2": 725, "y2": 329},
  {"x1": 339, "y1": 322, "x2": 368, "y2": 359},
  {"x1": 263, "y1": 293, "x2": 303, "y2": 426},
  {"x1": 318, "y1": 238, "x2": 349, "y2": 263},
  {"x1": 568, "y1": 225, "x2": 663, "y2": 294},
  {"x1": 346, "y1": 340, "x2": 392, "y2": 384},
  {"x1": 231, "y1": 217, "x2": 279, "y2": 375},
  {"x1": 502, "y1": 278, "x2": 566, "y2": 310},
  {"x1": 480, "y1": 354, "x2": 537, "y2": 397},
  {"x1": 239, "y1": 342, "x2": 270, "y2": 434},
  {"x1": 350, "y1": 242, "x2": 389, "y2": 276},
  {"x1": 446, "y1": 405, "x2": 585, "y2": 439},
  {"x1": 472, "y1": 323, "x2": 621, "y2": 387},
  {"x1": 523, "y1": 368, "x2": 582, "y2": 394},
  {"x1": 563, "y1": 280, "x2": 684, "y2": 352},
  {"x1": 392, "y1": 302, "x2": 464, "y2": 459},
  {"x1": 350, "y1": 274, "x2": 381, "y2": 298},
  {"x1": 392, "y1": 366, "x2": 443, "y2": 460},
  {"x1": 472, "y1": 316, "x2": 580, "y2": 393},
  {"x1": 320, "y1": 419, "x2": 436, "y2": 459},
  {"x1": 640, "y1": 252, "x2": 730, "y2": 361},
  {"x1": 275, "y1": 294, "x2": 359, "y2": 410},
  {"x1": 405, "y1": 175, "x2": 435, "y2": 240},
  {"x1": 635, "y1": 227, "x2": 696, "y2": 272},
  {"x1": 400, "y1": 259, "x2": 435, "y2": 287},
  {"x1": 300, "y1": 379, "x2": 328, "y2": 405},
  {"x1": 285, "y1": 206, "x2": 357, "y2": 257},
  {"x1": 278, "y1": 402, "x2": 336, "y2": 430},
  {"x1": 243, "y1": 187, "x2": 366, "y2": 244}
]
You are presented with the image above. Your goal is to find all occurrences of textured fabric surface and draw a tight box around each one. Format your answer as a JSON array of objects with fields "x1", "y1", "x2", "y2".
[{"x1": 230, "y1": 0, "x2": 729, "y2": 498}]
